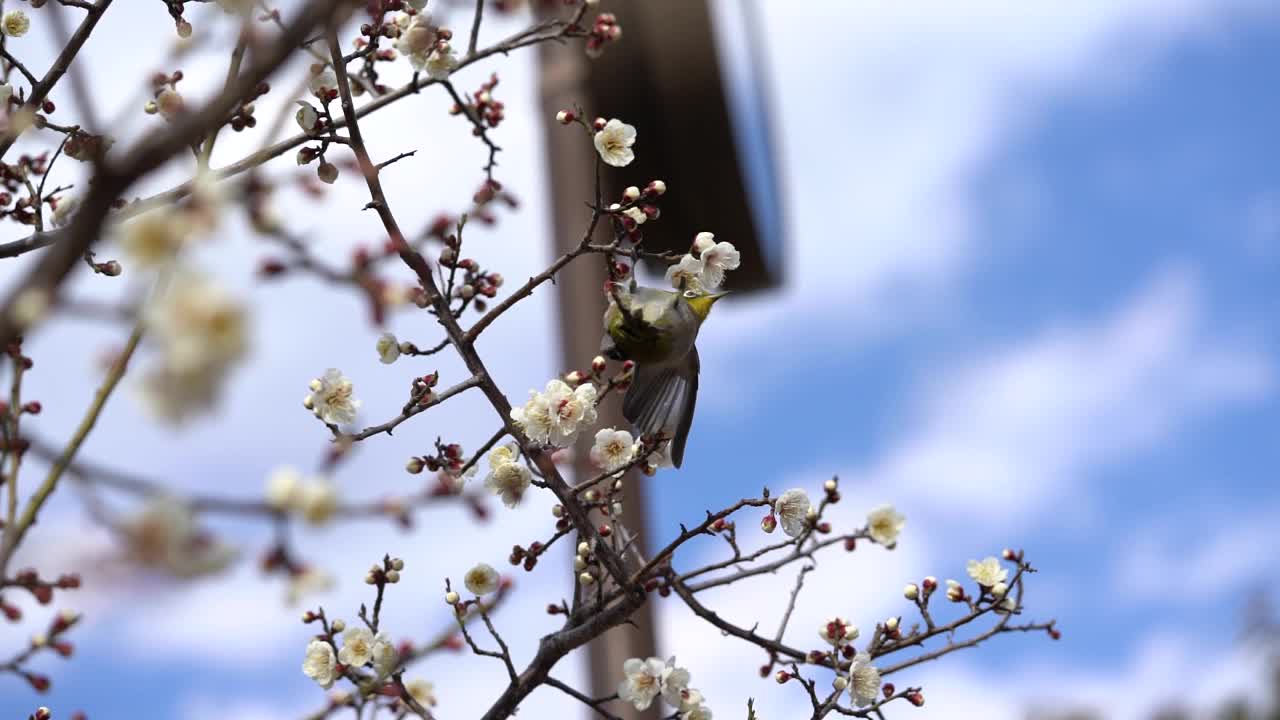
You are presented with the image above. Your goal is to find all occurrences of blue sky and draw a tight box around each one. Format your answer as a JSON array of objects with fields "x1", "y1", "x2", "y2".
[{"x1": 1, "y1": 1, "x2": 1279, "y2": 719}]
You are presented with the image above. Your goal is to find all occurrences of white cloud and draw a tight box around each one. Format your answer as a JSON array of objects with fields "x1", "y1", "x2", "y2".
[
  {"x1": 700, "y1": 0, "x2": 1278, "y2": 398},
  {"x1": 1113, "y1": 508, "x2": 1280, "y2": 604},
  {"x1": 839, "y1": 266, "x2": 1271, "y2": 531}
]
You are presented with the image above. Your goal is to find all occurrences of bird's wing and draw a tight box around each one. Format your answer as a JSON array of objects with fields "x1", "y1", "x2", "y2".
[{"x1": 623, "y1": 347, "x2": 699, "y2": 469}]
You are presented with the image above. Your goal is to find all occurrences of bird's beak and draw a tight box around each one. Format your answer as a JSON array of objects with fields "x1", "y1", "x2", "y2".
[{"x1": 709, "y1": 290, "x2": 730, "y2": 303}]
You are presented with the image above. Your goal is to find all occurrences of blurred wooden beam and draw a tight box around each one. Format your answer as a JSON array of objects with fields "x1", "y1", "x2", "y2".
[{"x1": 583, "y1": 0, "x2": 782, "y2": 291}]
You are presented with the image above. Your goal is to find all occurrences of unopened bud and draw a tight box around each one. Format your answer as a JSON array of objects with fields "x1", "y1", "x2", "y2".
[
  {"x1": 331, "y1": 619, "x2": 346, "y2": 633},
  {"x1": 445, "y1": 590, "x2": 459, "y2": 604},
  {"x1": 774, "y1": 670, "x2": 790, "y2": 684},
  {"x1": 904, "y1": 583, "x2": 919, "y2": 601},
  {"x1": 555, "y1": 109, "x2": 575, "y2": 124},
  {"x1": 406, "y1": 457, "x2": 424, "y2": 474},
  {"x1": 922, "y1": 576, "x2": 937, "y2": 591},
  {"x1": 623, "y1": 186, "x2": 641, "y2": 201},
  {"x1": 833, "y1": 676, "x2": 847, "y2": 691},
  {"x1": 885, "y1": 616, "x2": 899, "y2": 632},
  {"x1": 577, "y1": 541, "x2": 590, "y2": 557},
  {"x1": 592, "y1": 117, "x2": 607, "y2": 131},
  {"x1": 991, "y1": 582, "x2": 1008, "y2": 599},
  {"x1": 317, "y1": 162, "x2": 339, "y2": 184},
  {"x1": 591, "y1": 356, "x2": 607, "y2": 374},
  {"x1": 760, "y1": 513, "x2": 777, "y2": 534},
  {"x1": 578, "y1": 572, "x2": 595, "y2": 585}
]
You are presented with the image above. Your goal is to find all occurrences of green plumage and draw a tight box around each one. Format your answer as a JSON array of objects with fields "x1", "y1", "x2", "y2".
[{"x1": 600, "y1": 286, "x2": 724, "y2": 468}]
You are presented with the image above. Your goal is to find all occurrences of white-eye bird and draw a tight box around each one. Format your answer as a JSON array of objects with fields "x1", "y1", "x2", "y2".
[{"x1": 601, "y1": 283, "x2": 727, "y2": 468}]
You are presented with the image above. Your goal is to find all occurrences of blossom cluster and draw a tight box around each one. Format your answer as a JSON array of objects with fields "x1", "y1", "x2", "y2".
[
  {"x1": 618, "y1": 656, "x2": 712, "y2": 719},
  {"x1": 121, "y1": 179, "x2": 251, "y2": 424},
  {"x1": 265, "y1": 467, "x2": 340, "y2": 525},
  {"x1": 304, "y1": 369, "x2": 361, "y2": 426},
  {"x1": 120, "y1": 496, "x2": 237, "y2": 578},
  {"x1": 665, "y1": 232, "x2": 742, "y2": 294},
  {"x1": 483, "y1": 443, "x2": 532, "y2": 508},
  {"x1": 510, "y1": 378, "x2": 598, "y2": 447}
]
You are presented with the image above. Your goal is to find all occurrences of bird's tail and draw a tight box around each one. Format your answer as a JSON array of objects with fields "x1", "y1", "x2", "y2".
[{"x1": 622, "y1": 348, "x2": 699, "y2": 468}]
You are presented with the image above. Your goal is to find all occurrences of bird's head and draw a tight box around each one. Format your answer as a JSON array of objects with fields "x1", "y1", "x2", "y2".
[{"x1": 683, "y1": 289, "x2": 729, "y2": 322}]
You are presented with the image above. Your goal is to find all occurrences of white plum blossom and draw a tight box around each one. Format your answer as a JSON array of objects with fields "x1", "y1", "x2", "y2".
[
  {"x1": 2, "y1": 10, "x2": 30, "y2": 38},
  {"x1": 265, "y1": 467, "x2": 338, "y2": 525},
  {"x1": 338, "y1": 627, "x2": 377, "y2": 667},
  {"x1": 866, "y1": 504, "x2": 905, "y2": 546},
  {"x1": 286, "y1": 567, "x2": 334, "y2": 606},
  {"x1": 681, "y1": 705, "x2": 713, "y2": 720},
  {"x1": 371, "y1": 635, "x2": 399, "y2": 677},
  {"x1": 394, "y1": 13, "x2": 437, "y2": 69},
  {"x1": 298, "y1": 479, "x2": 339, "y2": 525},
  {"x1": 545, "y1": 379, "x2": 598, "y2": 445},
  {"x1": 309, "y1": 67, "x2": 338, "y2": 97},
  {"x1": 514, "y1": 379, "x2": 597, "y2": 446},
  {"x1": 302, "y1": 640, "x2": 337, "y2": 688},
  {"x1": 424, "y1": 45, "x2": 458, "y2": 80},
  {"x1": 661, "y1": 659, "x2": 692, "y2": 706},
  {"x1": 295, "y1": 102, "x2": 320, "y2": 134},
  {"x1": 590, "y1": 428, "x2": 636, "y2": 473},
  {"x1": 618, "y1": 657, "x2": 665, "y2": 710},
  {"x1": 678, "y1": 688, "x2": 705, "y2": 713},
  {"x1": 123, "y1": 496, "x2": 237, "y2": 578},
  {"x1": 510, "y1": 390, "x2": 554, "y2": 444},
  {"x1": 665, "y1": 254, "x2": 705, "y2": 293},
  {"x1": 52, "y1": 196, "x2": 78, "y2": 228},
  {"x1": 405, "y1": 679, "x2": 437, "y2": 707},
  {"x1": 622, "y1": 206, "x2": 646, "y2": 225},
  {"x1": 774, "y1": 488, "x2": 811, "y2": 537},
  {"x1": 484, "y1": 443, "x2": 531, "y2": 507},
  {"x1": 594, "y1": 118, "x2": 637, "y2": 167},
  {"x1": 848, "y1": 652, "x2": 881, "y2": 707},
  {"x1": 135, "y1": 367, "x2": 220, "y2": 424},
  {"x1": 618, "y1": 656, "x2": 690, "y2": 711},
  {"x1": 144, "y1": 270, "x2": 248, "y2": 375},
  {"x1": 966, "y1": 556, "x2": 1008, "y2": 588},
  {"x1": 376, "y1": 332, "x2": 401, "y2": 364},
  {"x1": 697, "y1": 240, "x2": 740, "y2": 289},
  {"x1": 464, "y1": 562, "x2": 500, "y2": 595},
  {"x1": 265, "y1": 466, "x2": 303, "y2": 509},
  {"x1": 118, "y1": 209, "x2": 189, "y2": 267},
  {"x1": 691, "y1": 231, "x2": 716, "y2": 255},
  {"x1": 307, "y1": 369, "x2": 361, "y2": 425}
]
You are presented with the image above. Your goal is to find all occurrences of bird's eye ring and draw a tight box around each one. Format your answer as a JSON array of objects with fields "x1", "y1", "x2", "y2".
[{"x1": 683, "y1": 290, "x2": 698, "y2": 299}]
